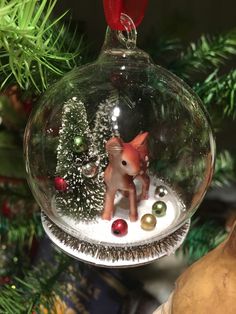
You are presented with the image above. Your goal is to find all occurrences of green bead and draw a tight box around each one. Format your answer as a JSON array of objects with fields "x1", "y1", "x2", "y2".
[
  {"x1": 152, "y1": 201, "x2": 167, "y2": 217},
  {"x1": 73, "y1": 136, "x2": 87, "y2": 153}
]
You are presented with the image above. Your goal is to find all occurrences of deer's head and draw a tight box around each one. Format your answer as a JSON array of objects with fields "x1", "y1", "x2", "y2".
[{"x1": 106, "y1": 132, "x2": 149, "y2": 176}]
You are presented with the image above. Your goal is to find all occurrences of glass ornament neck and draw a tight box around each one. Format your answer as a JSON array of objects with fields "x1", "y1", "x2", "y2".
[
  {"x1": 103, "y1": 13, "x2": 137, "y2": 51},
  {"x1": 99, "y1": 13, "x2": 150, "y2": 62}
]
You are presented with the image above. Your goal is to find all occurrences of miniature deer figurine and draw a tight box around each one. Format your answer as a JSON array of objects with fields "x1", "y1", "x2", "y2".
[{"x1": 102, "y1": 132, "x2": 150, "y2": 221}]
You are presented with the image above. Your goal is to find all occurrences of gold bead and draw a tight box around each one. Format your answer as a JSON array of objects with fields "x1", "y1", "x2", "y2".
[{"x1": 141, "y1": 214, "x2": 157, "y2": 231}]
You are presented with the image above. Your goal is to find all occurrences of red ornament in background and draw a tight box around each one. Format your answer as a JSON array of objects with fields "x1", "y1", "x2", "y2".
[
  {"x1": 111, "y1": 219, "x2": 128, "y2": 236},
  {"x1": 54, "y1": 177, "x2": 68, "y2": 191},
  {"x1": 0, "y1": 276, "x2": 11, "y2": 285},
  {"x1": 23, "y1": 99, "x2": 33, "y2": 115},
  {"x1": 1, "y1": 200, "x2": 12, "y2": 218}
]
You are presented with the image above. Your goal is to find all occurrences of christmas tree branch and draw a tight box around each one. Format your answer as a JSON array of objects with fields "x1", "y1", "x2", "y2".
[
  {"x1": 194, "y1": 69, "x2": 236, "y2": 119},
  {"x1": 182, "y1": 219, "x2": 227, "y2": 264},
  {"x1": 145, "y1": 37, "x2": 182, "y2": 63},
  {"x1": 0, "y1": 211, "x2": 43, "y2": 247},
  {"x1": 0, "y1": 0, "x2": 82, "y2": 92},
  {"x1": 212, "y1": 150, "x2": 235, "y2": 187},
  {"x1": 170, "y1": 31, "x2": 236, "y2": 80},
  {"x1": 0, "y1": 254, "x2": 72, "y2": 314}
]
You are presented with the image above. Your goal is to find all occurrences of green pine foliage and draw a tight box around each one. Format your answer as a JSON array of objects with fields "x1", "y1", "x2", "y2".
[
  {"x1": 0, "y1": 0, "x2": 82, "y2": 92},
  {"x1": 0, "y1": 254, "x2": 72, "y2": 314},
  {"x1": 212, "y1": 150, "x2": 235, "y2": 187},
  {"x1": 0, "y1": 212, "x2": 43, "y2": 247},
  {"x1": 171, "y1": 31, "x2": 236, "y2": 80},
  {"x1": 183, "y1": 219, "x2": 227, "y2": 264},
  {"x1": 195, "y1": 69, "x2": 236, "y2": 119}
]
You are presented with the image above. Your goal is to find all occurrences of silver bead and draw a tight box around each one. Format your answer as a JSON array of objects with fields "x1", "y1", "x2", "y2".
[
  {"x1": 82, "y1": 162, "x2": 98, "y2": 178},
  {"x1": 154, "y1": 185, "x2": 168, "y2": 198}
]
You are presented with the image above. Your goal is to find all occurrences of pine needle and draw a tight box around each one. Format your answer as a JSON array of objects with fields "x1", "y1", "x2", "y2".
[
  {"x1": 212, "y1": 150, "x2": 235, "y2": 187},
  {"x1": 0, "y1": 254, "x2": 71, "y2": 314},
  {"x1": 170, "y1": 31, "x2": 236, "y2": 80},
  {"x1": 195, "y1": 69, "x2": 236, "y2": 119},
  {"x1": 0, "y1": 0, "x2": 82, "y2": 92},
  {"x1": 145, "y1": 36, "x2": 182, "y2": 63},
  {"x1": 183, "y1": 219, "x2": 227, "y2": 264},
  {"x1": 0, "y1": 210, "x2": 43, "y2": 247}
]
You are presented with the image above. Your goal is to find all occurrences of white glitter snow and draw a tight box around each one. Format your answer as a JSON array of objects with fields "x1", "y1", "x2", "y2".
[{"x1": 57, "y1": 179, "x2": 185, "y2": 246}]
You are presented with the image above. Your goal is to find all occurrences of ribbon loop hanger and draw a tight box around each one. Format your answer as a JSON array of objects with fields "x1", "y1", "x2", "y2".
[{"x1": 103, "y1": 0, "x2": 148, "y2": 31}]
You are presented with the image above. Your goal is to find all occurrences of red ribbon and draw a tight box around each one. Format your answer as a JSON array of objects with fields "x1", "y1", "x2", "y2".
[{"x1": 103, "y1": 0, "x2": 148, "y2": 30}]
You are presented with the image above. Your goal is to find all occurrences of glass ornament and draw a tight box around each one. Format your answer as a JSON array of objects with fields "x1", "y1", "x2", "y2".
[{"x1": 24, "y1": 14, "x2": 215, "y2": 267}]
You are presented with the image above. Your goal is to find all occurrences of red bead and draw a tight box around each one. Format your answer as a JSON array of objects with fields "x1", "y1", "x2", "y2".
[
  {"x1": 54, "y1": 177, "x2": 68, "y2": 191},
  {"x1": 111, "y1": 219, "x2": 128, "y2": 236}
]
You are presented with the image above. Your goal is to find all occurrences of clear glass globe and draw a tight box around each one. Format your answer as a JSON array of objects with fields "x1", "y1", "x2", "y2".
[{"x1": 24, "y1": 21, "x2": 215, "y2": 265}]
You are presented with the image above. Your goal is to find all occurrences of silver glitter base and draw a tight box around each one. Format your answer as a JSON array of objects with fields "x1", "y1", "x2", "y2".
[{"x1": 42, "y1": 213, "x2": 190, "y2": 268}]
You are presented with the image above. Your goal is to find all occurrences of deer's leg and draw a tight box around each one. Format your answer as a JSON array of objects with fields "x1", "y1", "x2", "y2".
[
  {"x1": 138, "y1": 173, "x2": 150, "y2": 200},
  {"x1": 102, "y1": 188, "x2": 116, "y2": 220},
  {"x1": 128, "y1": 183, "x2": 138, "y2": 222},
  {"x1": 120, "y1": 190, "x2": 129, "y2": 198}
]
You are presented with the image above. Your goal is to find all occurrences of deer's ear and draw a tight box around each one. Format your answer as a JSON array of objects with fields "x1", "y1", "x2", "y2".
[
  {"x1": 130, "y1": 132, "x2": 149, "y2": 149},
  {"x1": 106, "y1": 137, "x2": 123, "y2": 153}
]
